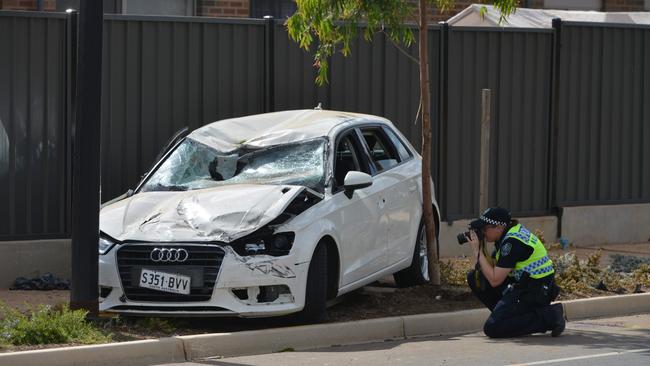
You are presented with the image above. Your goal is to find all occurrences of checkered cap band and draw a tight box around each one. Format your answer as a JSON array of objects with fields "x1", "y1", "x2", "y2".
[{"x1": 479, "y1": 215, "x2": 508, "y2": 227}]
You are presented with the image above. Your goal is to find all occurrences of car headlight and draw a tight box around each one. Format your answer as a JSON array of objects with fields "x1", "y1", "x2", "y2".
[
  {"x1": 239, "y1": 232, "x2": 295, "y2": 256},
  {"x1": 99, "y1": 236, "x2": 115, "y2": 255}
]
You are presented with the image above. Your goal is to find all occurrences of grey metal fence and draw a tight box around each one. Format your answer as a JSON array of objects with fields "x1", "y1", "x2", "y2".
[
  {"x1": 101, "y1": 15, "x2": 267, "y2": 200},
  {"x1": 0, "y1": 12, "x2": 70, "y2": 239},
  {"x1": 554, "y1": 22, "x2": 650, "y2": 207},
  {"x1": 443, "y1": 27, "x2": 553, "y2": 220},
  {"x1": 2, "y1": 12, "x2": 650, "y2": 240}
]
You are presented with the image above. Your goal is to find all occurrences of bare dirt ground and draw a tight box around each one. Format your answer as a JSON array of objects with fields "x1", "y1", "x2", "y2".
[
  {"x1": 0, "y1": 290, "x2": 69, "y2": 312},
  {"x1": 1, "y1": 242, "x2": 649, "y2": 352}
]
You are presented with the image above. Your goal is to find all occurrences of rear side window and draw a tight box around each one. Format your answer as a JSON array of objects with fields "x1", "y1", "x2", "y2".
[
  {"x1": 360, "y1": 127, "x2": 402, "y2": 172},
  {"x1": 382, "y1": 126, "x2": 413, "y2": 162}
]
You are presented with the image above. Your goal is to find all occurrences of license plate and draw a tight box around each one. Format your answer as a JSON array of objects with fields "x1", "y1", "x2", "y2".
[{"x1": 139, "y1": 268, "x2": 191, "y2": 295}]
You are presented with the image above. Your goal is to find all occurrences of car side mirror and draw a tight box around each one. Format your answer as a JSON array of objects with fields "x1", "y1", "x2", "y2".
[{"x1": 343, "y1": 171, "x2": 372, "y2": 199}]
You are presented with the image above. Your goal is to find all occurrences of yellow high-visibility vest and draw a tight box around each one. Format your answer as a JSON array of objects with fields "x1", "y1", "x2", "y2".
[{"x1": 496, "y1": 224, "x2": 554, "y2": 280}]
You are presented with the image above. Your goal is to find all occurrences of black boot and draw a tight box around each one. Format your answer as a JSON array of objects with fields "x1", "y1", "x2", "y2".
[{"x1": 551, "y1": 303, "x2": 566, "y2": 337}]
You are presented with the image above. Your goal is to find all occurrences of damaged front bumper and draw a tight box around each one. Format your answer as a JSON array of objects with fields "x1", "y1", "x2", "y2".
[{"x1": 98, "y1": 243, "x2": 309, "y2": 317}]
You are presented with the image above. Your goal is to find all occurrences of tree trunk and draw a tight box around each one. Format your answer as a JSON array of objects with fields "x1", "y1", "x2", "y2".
[{"x1": 419, "y1": 0, "x2": 440, "y2": 286}]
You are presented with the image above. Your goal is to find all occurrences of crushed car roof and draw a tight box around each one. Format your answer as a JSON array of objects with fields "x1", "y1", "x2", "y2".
[{"x1": 188, "y1": 109, "x2": 385, "y2": 152}]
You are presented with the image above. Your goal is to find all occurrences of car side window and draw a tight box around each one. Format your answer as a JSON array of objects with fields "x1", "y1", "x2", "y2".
[
  {"x1": 333, "y1": 134, "x2": 362, "y2": 192},
  {"x1": 360, "y1": 127, "x2": 402, "y2": 173},
  {"x1": 382, "y1": 126, "x2": 413, "y2": 161}
]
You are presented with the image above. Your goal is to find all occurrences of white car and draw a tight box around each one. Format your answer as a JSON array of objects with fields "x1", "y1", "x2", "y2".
[{"x1": 98, "y1": 109, "x2": 441, "y2": 321}]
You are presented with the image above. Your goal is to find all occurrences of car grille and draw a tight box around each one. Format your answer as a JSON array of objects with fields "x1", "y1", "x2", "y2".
[{"x1": 116, "y1": 244, "x2": 224, "y2": 302}]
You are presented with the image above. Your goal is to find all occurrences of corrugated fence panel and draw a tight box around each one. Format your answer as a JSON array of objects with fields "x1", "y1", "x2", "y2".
[
  {"x1": 101, "y1": 16, "x2": 266, "y2": 201},
  {"x1": 0, "y1": 12, "x2": 69, "y2": 240},
  {"x1": 273, "y1": 22, "x2": 329, "y2": 110},
  {"x1": 377, "y1": 28, "x2": 440, "y2": 163},
  {"x1": 445, "y1": 28, "x2": 553, "y2": 220},
  {"x1": 556, "y1": 23, "x2": 650, "y2": 206}
]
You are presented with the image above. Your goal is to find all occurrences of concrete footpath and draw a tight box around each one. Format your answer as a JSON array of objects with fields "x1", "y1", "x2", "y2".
[
  {"x1": 171, "y1": 314, "x2": 650, "y2": 366},
  {"x1": 1, "y1": 293, "x2": 650, "y2": 366}
]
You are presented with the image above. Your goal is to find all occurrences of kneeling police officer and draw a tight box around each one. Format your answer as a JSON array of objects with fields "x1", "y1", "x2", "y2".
[{"x1": 464, "y1": 207, "x2": 565, "y2": 338}]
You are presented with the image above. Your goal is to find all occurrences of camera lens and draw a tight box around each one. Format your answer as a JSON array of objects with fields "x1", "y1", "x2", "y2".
[{"x1": 456, "y1": 232, "x2": 469, "y2": 245}]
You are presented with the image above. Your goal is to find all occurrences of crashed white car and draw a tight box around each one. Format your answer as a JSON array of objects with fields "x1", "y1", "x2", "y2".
[{"x1": 98, "y1": 109, "x2": 440, "y2": 321}]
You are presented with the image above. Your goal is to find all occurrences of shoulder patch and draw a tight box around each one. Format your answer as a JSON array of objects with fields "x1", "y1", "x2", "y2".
[{"x1": 500, "y1": 242, "x2": 512, "y2": 256}]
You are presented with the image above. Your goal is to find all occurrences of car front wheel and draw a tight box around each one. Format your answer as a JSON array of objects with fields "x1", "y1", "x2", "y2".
[{"x1": 294, "y1": 243, "x2": 328, "y2": 323}]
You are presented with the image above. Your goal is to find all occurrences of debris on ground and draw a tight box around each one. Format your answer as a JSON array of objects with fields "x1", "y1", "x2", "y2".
[
  {"x1": 10, "y1": 273, "x2": 70, "y2": 291},
  {"x1": 609, "y1": 254, "x2": 650, "y2": 273}
]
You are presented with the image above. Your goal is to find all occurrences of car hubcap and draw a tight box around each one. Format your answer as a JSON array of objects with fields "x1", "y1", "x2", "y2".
[{"x1": 418, "y1": 226, "x2": 429, "y2": 281}]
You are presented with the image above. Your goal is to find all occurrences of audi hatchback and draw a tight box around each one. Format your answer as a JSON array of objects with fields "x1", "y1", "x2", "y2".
[{"x1": 98, "y1": 109, "x2": 440, "y2": 321}]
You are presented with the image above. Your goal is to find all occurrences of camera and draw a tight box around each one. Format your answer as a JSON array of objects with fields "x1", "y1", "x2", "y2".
[{"x1": 456, "y1": 226, "x2": 484, "y2": 245}]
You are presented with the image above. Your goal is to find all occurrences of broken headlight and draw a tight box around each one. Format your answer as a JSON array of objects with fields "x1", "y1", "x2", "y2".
[
  {"x1": 99, "y1": 236, "x2": 115, "y2": 255},
  {"x1": 238, "y1": 232, "x2": 295, "y2": 257}
]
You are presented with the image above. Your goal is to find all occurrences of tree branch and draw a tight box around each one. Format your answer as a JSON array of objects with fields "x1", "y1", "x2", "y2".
[{"x1": 381, "y1": 29, "x2": 420, "y2": 65}]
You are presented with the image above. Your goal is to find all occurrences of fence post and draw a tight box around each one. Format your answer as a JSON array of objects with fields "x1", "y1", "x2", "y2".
[
  {"x1": 70, "y1": 0, "x2": 103, "y2": 316},
  {"x1": 547, "y1": 18, "x2": 562, "y2": 216},
  {"x1": 479, "y1": 89, "x2": 491, "y2": 213},
  {"x1": 438, "y1": 21, "x2": 449, "y2": 221},
  {"x1": 264, "y1": 15, "x2": 275, "y2": 113},
  {"x1": 65, "y1": 9, "x2": 78, "y2": 237}
]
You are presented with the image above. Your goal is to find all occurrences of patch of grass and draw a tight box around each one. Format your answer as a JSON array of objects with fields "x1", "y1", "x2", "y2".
[
  {"x1": 439, "y1": 246, "x2": 649, "y2": 299},
  {"x1": 440, "y1": 258, "x2": 472, "y2": 286},
  {"x1": 0, "y1": 336, "x2": 10, "y2": 350},
  {"x1": 0, "y1": 303, "x2": 110, "y2": 346},
  {"x1": 632, "y1": 264, "x2": 650, "y2": 287},
  {"x1": 551, "y1": 251, "x2": 601, "y2": 297},
  {"x1": 551, "y1": 251, "x2": 650, "y2": 298}
]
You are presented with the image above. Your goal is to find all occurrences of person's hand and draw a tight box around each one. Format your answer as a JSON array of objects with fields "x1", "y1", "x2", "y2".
[{"x1": 468, "y1": 230, "x2": 480, "y2": 255}]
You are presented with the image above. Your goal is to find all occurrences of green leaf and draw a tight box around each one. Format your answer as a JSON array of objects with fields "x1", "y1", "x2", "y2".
[
  {"x1": 286, "y1": 0, "x2": 517, "y2": 84},
  {"x1": 480, "y1": 6, "x2": 487, "y2": 19}
]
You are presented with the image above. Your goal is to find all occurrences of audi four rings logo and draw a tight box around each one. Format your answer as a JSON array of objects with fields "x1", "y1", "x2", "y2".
[{"x1": 150, "y1": 248, "x2": 189, "y2": 263}]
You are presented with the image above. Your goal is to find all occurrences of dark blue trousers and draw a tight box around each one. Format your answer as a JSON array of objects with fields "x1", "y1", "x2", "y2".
[{"x1": 467, "y1": 270, "x2": 559, "y2": 338}]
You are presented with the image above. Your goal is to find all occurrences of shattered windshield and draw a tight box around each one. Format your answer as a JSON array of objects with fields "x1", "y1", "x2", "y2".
[{"x1": 141, "y1": 138, "x2": 327, "y2": 192}]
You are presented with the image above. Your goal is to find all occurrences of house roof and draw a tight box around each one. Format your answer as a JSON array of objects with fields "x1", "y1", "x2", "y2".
[
  {"x1": 188, "y1": 109, "x2": 384, "y2": 152},
  {"x1": 448, "y1": 4, "x2": 650, "y2": 28}
]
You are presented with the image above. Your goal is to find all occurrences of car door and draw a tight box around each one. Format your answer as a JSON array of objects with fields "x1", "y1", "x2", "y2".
[
  {"x1": 325, "y1": 130, "x2": 387, "y2": 286},
  {"x1": 358, "y1": 125, "x2": 418, "y2": 267}
]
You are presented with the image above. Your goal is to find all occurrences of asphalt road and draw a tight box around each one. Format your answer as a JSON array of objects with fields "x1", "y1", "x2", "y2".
[{"x1": 157, "y1": 314, "x2": 650, "y2": 366}]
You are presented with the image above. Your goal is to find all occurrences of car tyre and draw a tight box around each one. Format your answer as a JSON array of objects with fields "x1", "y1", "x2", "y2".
[
  {"x1": 294, "y1": 243, "x2": 328, "y2": 324},
  {"x1": 393, "y1": 220, "x2": 430, "y2": 287}
]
